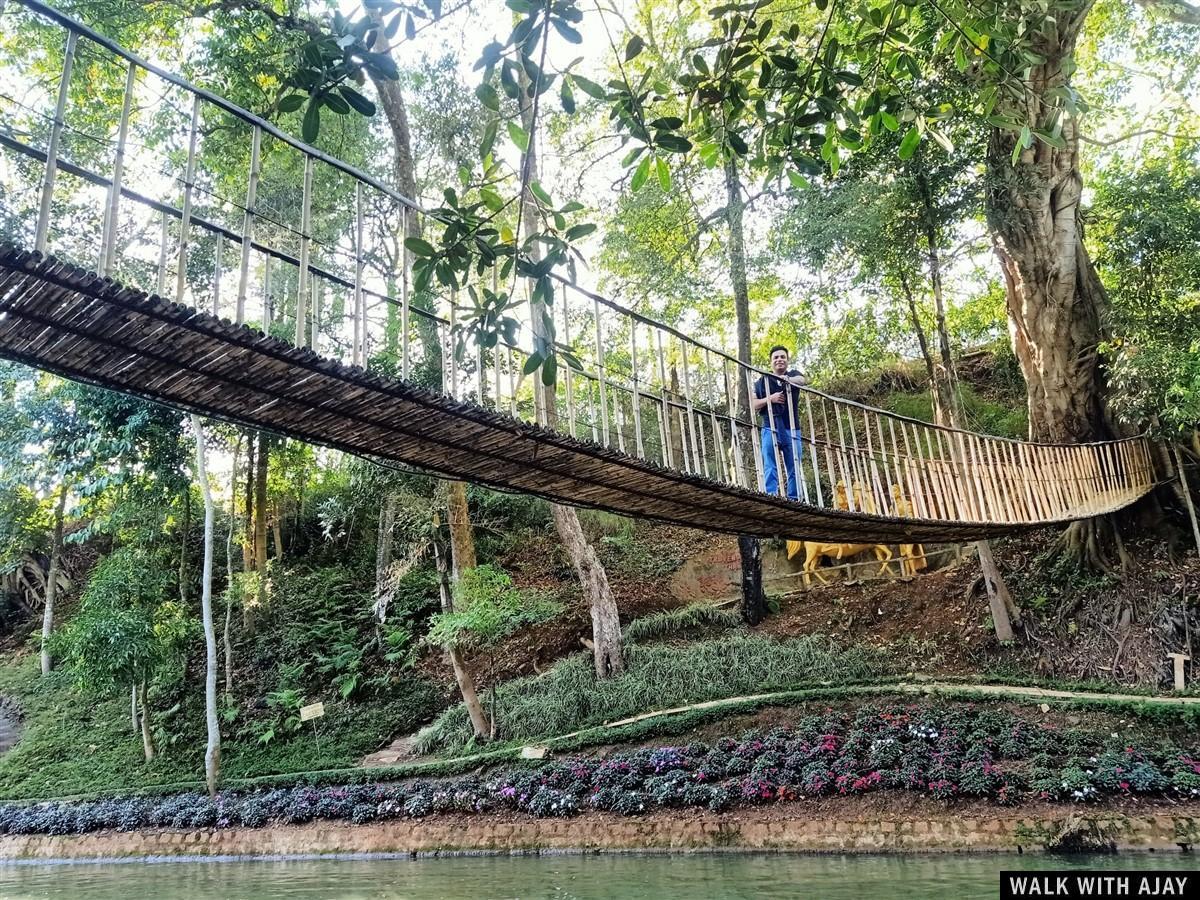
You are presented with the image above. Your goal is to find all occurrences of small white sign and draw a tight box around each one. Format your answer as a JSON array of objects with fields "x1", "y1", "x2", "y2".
[
  {"x1": 300, "y1": 702, "x2": 326, "y2": 722},
  {"x1": 520, "y1": 746, "x2": 549, "y2": 760}
]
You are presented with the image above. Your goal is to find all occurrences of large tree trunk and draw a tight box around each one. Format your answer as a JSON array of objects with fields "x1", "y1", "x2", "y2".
[
  {"x1": 190, "y1": 415, "x2": 221, "y2": 796},
  {"x1": 40, "y1": 483, "x2": 67, "y2": 676},
  {"x1": 985, "y1": 5, "x2": 1116, "y2": 568},
  {"x1": 553, "y1": 505, "x2": 625, "y2": 677},
  {"x1": 985, "y1": 9, "x2": 1107, "y2": 446},
  {"x1": 138, "y1": 680, "x2": 156, "y2": 762},
  {"x1": 446, "y1": 481, "x2": 476, "y2": 581},
  {"x1": 432, "y1": 527, "x2": 490, "y2": 739},
  {"x1": 723, "y1": 154, "x2": 768, "y2": 623},
  {"x1": 517, "y1": 75, "x2": 624, "y2": 677}
]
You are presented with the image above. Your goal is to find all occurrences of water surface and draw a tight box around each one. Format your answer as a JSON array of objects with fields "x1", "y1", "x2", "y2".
[{"x1": 0, "y1": 851, "x2": 1191, "y2": 898}]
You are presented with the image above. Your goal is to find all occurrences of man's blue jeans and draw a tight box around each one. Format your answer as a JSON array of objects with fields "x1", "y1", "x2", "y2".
[{"x1": 761, "y1": 425, "x2": 803, "y2": 500}]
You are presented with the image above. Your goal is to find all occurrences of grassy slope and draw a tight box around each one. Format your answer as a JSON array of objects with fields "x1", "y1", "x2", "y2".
[{"x1": 0, "y1": 653, "x2": 437, "y2": 801}]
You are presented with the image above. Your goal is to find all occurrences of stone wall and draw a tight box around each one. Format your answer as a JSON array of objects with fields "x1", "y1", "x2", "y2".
[{"x1": 1, "y1": 810, "x2": 1197, "y2": 860}]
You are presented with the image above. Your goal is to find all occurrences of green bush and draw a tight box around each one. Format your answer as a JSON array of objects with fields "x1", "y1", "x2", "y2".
[{"x1": 414, "y1": 634, "x2": 887, "y2": 754}]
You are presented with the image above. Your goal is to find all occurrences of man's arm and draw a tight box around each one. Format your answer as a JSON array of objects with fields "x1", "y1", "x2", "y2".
[
  {"x1": 750, "y1": 377, "x2": 783, "y2": 411},
  {"x1": 785, "y1": 369, "x2": 809, "y2": 387}
]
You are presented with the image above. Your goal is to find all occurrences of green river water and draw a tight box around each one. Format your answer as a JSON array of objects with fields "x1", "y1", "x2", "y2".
[{"x1": 0, "y1": 852, "x2": 1193, "y2": 899}]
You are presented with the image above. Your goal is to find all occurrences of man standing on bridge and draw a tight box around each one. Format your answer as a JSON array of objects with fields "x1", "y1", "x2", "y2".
[{"x1": 751, "y1": 345, "x2": 808, "y2": 500}]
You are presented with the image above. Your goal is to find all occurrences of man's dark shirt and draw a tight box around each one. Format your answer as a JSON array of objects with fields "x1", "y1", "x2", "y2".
[{"x1": 754, "y1": 369, "x2": 805, "y2": 428}]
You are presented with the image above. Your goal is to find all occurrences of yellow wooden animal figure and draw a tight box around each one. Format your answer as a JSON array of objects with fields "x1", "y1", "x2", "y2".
[
  {"x1": 889, "y1": 483, "x2": 928, "y2": 577},
  {"x1": 787, "y1": 538, "x2": 895, "y2": 586}
]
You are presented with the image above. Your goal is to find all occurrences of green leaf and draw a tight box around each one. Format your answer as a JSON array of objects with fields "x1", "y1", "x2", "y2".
[
  {"x1": 572, "y1": 75, "x2": 607, "y2": 100},
  {"x1": 404, "y1": 236, "x2": 437, "y2": 257},
  {"x1": 656, "y1": 156, "x2": 671, "y2": 192},
  {"x1": 338, "y1": 86, "x2": 376, "y2": 116},
  {"x1": 1012, "y1": 125, "x2": 1032, "y2": 165},
  {"x1": 656, "y1": 133, "x2": 693, "y2": 154},
  {"x1": 507, "y1": 121, "x2": 530, "y2": 151},
  {"x1": 522, "y1": 352, "x2": 543, "y2": 375},
  {"x1": 786, "y1": 171, "x2": 809, "y2": 190},
  {"x1": 322, "y1": 91, "x2": 351, "y2": 115},
  {"x1": 476, "y1": 83, "x2": 500, "y2": 112},
  {"x1": 565, "y1": 223, "x2": 597, "y2": 241},
  {"x1": 898, "y1": 125, "x2": 920, "y2": 160},
  {"x1": 541, "y1": 354, "x2": 558, "y2": 386},
  {"x1": 552, "y1": 19, "x2": 582, "y2": 43},
  {"x1": 530, "y1": 181, "x2": 553, "y2": 205},
  {"x1": 302, "y1": 98, "x2": 321, "y2": 142},
  {"x1": 480, "y1": 119, "x2": 498, "y2": 158},
  {"x1": 625, "y1": 35, "x2": 645, "y2": 62},
  {"x1": 278, "y1": 94, "x2": 305, "y2": 113},
  {"x1": 631, "y1": 155, "x2": 651, "y2": 191},
  {"x1": 560, "y1": 78, "x2": 575, "y2": 114},
  {"x1": 879, "y1": 110, "x2": 899, "y2": 132}
]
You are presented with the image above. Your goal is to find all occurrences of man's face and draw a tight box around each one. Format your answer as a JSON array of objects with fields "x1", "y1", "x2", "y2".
[{"x1": 770, "y1": 349, "x2": 789, "y2": 374}]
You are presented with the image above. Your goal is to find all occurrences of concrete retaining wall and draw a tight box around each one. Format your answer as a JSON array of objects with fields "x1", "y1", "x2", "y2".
[{"x1": 1, "y1": 810, "x2": 1197, "y2": 859}]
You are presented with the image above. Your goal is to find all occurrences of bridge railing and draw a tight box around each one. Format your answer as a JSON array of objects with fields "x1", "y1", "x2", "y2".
[{"x1": 0, "y1": 0, "x2": 1156, "y2": 527}]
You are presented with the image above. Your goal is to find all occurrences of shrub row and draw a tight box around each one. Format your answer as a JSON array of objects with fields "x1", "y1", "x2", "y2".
[
  {"x1": 414, "y1": 634, "x2": 888, "y2": 754},
  {"x1": 2, "y1": 704, "x2": 1198, "y2": 835}
]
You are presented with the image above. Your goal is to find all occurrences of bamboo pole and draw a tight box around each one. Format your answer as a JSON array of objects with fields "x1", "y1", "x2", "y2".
[
  {"x1": 352, "y1": 181, "x2": 363, "y2": 367},
  {"x1": 401, "y1": 207, "x2": 411, "y2": 381},
  {"x1": 35, "y1": 30, "x2": 77, "y2": 254},
  {"x1": 100, "y1": 60, "x2": 136, "y2": 276},
  {"x1": 630, "y1": 322, "x2": 644, "y2": 458},
  {"x1": 294, "y1": 155, "x2": 313, "y2": 346},
  {"x1": 175, "y1": 94, "x2": 202, "y2": 306},
  {"x1": 593, "y1": 297, "x2": 610, "y2": 448},
  {"x1": 705, "y1": 349, "x2": 728, "y2": 485},
  {"x1": 235, "y1": 126, "x2": 262, "y2": 326},
  {"x1": 681, "y1": 346, "x2": 704, "y2": 478},
  {"x1": 562, "y1": 295, "x2": 575, "y2": 437},
  {"x1": 744, "y1": 368, "x2": 767, "y2": 492},
  {"x1": 656, "y1": 330, "x2": 675, "y2": 469},
  {"x1": 804, "y1": 391, "x2": 824, "y2": 507},
  {"x1": 156, "y1": 209, "x2": 169, "y2": 296},
  {"x1": 211, "y1": 234, "x2": 222, "y2": 316}
]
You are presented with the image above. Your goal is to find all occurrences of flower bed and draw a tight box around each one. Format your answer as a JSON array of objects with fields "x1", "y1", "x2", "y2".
[{"x1": 2, "y1": 704, "x2": 1197, "y2": 836}]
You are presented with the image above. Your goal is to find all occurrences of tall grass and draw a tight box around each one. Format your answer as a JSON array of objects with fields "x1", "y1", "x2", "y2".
[
  {"x1": 622, "y1": 603, "x2": 742, "y2": 643},
  {"x1": 414, "y1": 634, "x2": 888, "y2": 754}
]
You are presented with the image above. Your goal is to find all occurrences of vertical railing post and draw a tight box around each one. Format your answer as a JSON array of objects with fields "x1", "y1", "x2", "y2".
[
  {"x1": 352, "y1": 182, "x2": 364, "y2": 366},
  {"x1": 629, "y1": 322, "x2": 644, "y2": 458},
  {"x1": 401, "y1": 206, "x2": 411, "y2": 380},
  {"x1": 236, "y1": 125, "x2": 262, "y2": 326},
  {"x1": 100, "y1": 59, "x2": 136, "y2": 275},
  {"x1": 262, "y1": 254, "x2": 272, "y2": 328},
  {"x1": 295, "y1": 155, "x2": 314, "y2": 347},
  {"x1": 704, "y1": 349, "x2": 728, "y2": 485},
  {"x1": 211, "y1": 233, "x2": 222, "y2": 316},
  {"x1": 175, "y1": 94, "x2": 202, "y2": 306},
  {"x1": 744, "y1": 368, "x2": 767, "y2": 492},
  {"x1": 593, "y1": 297, "x2": 610, "y2": 447},
  {"x1": 656, "y1": 330, "x2": 675, "y2": 469},
  {"x1": 35, "y1": 30, "x2": 77, "y2": 254},
  {"x1": 156, "y1": 209, "x2": 169, "y2": 296},
  {"x1": 803, "y1": 392, "x2": 824, "y2": 507},
  {"x1": 561, "y1": 294, "x2": 576, "y2": 437},
  {"x1": 723, "y1": 358, "x2": 748, "y2": 488},
  {"x1": 681, "y1": 346, "x2": 706, "y2": 478}
]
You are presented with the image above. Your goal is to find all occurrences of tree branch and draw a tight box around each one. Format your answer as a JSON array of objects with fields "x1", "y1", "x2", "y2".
[
  {"x1": 1134, "y1": 0, "x2": 1200, "y2": 24},
  {"x1": 1080, "y1": 127, "x2": 1197, "y2": 147}
]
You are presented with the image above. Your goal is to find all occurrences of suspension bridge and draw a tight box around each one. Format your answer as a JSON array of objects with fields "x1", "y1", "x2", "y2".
[{"x1": 0, "y1": 0, "x2": 1157, "y2": 543}]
